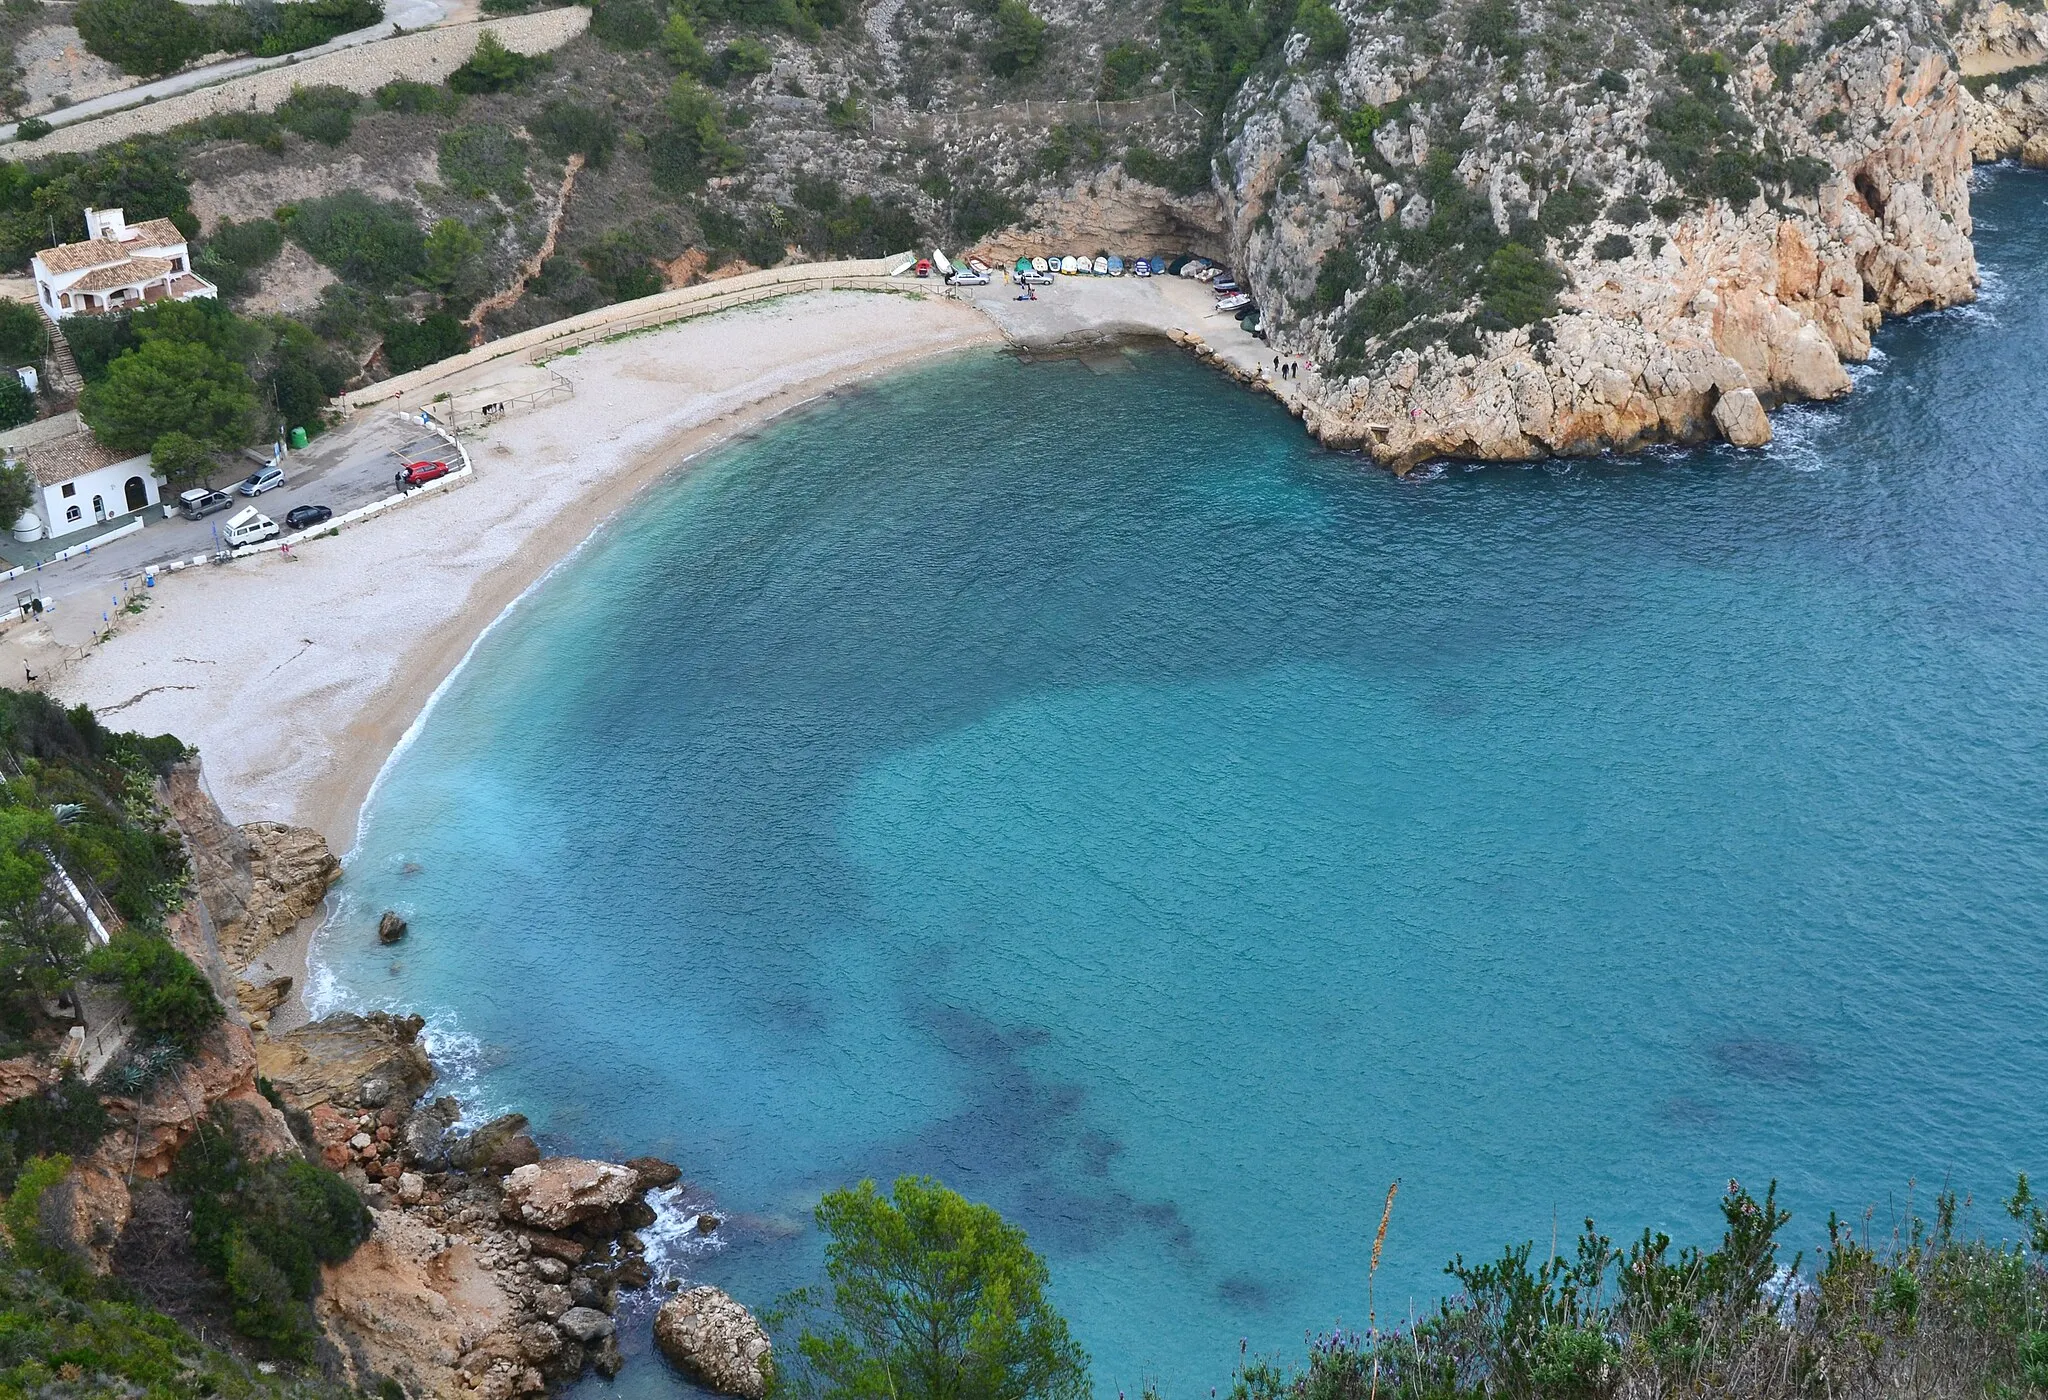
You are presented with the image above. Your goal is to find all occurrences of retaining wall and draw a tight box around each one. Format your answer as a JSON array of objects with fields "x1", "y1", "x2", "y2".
[
  {"x1": 17, "y1": 8, "x2": 589, "y2": 157},
  {"x1": 341, "y1": 253, "x2": 924, "y2": 413}
]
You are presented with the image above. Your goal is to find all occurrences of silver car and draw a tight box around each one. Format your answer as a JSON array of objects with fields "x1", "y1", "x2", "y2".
[{"x1": 238, "y1": 465, "x2": 285, "y2": 496}]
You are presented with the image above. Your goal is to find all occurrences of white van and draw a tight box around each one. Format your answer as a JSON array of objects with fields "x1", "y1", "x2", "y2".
[{"x1": 221, "y1": 507, "x2": 279, "y2": 548}]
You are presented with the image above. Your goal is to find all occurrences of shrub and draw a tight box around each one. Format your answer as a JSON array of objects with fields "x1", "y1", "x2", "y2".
[
  {"x1": 14, "y1": 116, "x2": 50, "y2": 140},
  {"x1": 1100, "y1": 41, "x2": 1155, "y2": 98},
  {"x1": 1823, "y1": 3, "x2": 1875, "y2": 46},
  {"x1": 1463, "y1": 0, "x2": 1522, "y2": 59},
  {"x1": 826, "y1": 92, "x2": 866, "y2": 131},
  {"x1": 582, "y1": 231, "x2": 663, "y2": 301},
  {"x1": 589, "y1": 0, "x2": 660, "y2": 45},
  {"x1": 274, "y1": 83, "x2": 357, "y2": 145},
  {"x1": 448, "y1": 31, "x2": 550, "y2": 94},
  {"x1": 1123, "y1": 145, "x2": 1209, "y2": 195},
  {"x1": 73, "y1": 0, "x2": 214, "y2": 77},
  {"x1": 1537, "y1": 182, "x2": 1597, "y2": 238},
  {"x1": 0, "y1": 377, "x2": 31, "y2": 431},
  {"x1": 1605, "y1": 193, "x2": 1649, "y2": 225},
  {"x1": 1591, "y1": 232, "x2": 1632, "y2": 260},
  {"x1": 375, "y1": 78, "x2": 463, "y2": 114},
  {"x1": 1702, "y1": 148, "x2": 1760, "y2": 203},
  {"x1": 985, "y1": 0, "x2": 1046, "y2": 76},
  {"x1": 86, "y1": 932, "x2": 220, "y2": 1051},
  {"x1": 1294, "y1": 0, "x2": 1346, "y2": 60},
  {"x1": 281, "y1": 191, "x2": 426, "y2": 286},
  {"x1": 383, "y1": 312, "x2": 468, "y2": 372},
  {"x1": 148, "y1": 429, "x2": 213, "y2": 488},
  {"x1": 1594, "y1": 66, "x2": 1628, "y2": 93},
  {"x1": 661, "y1": 11, "x2": 708, "y2": 70},
  {"x1": 713, "y1": 35, "x2": 773, "y2": 85},
  {"x1": 438, "y1": 124, "x2": 530, "y2": 201},
  {"x1": 951, "y1": 187, "x2": 1019, "y2": 243},
  {"x1": 247, "y1": 0, "x2": 383, "y2": 55},
  {"x1": 531, "y1": 100, "x2": 616, "y2": 168},
  {"x1": 0, "y1": 1075, "x2": 106, "y2": 1191},
  {"x1": 1336, "y1": 103, "x2": 1383, "y2": 151},
  {"x1": 1770, "y1": 40, "x2": 1807, "y2": 87},
  {"x1": 78, "y1": 337, "x2": 258, "y2": 452},
  {"x1": 0, "y1": 1153, "x2": 69, "y2": 1270},
  {"x1": 1481, "y1": 241, "x2": 1562, "y2": 326},
  {"x1": 1313, "y1": 242, "x2": 1365, "y2": 309},
  {"x1": 193, "y1": 216, "x2": 285, "y2": 298},
  {"x1": 424, "y1": 217, "x2": 484, "y2": 289},
  {"x1": 651, "y1": 78, "x2": 744, "y2": 191}
]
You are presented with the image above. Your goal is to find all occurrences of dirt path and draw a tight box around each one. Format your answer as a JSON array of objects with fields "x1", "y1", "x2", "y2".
[{"x1": 465, "y1": 153, "x2": 584, "y2": 338}]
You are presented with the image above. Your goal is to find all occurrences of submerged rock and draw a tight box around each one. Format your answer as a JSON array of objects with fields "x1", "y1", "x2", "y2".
[
  {"x1": 377, "y1": 910, "x2": 409, "y2": 944},
  {"x1": 654, "y1": 1287, "x2": 773, "y2": 1399}
]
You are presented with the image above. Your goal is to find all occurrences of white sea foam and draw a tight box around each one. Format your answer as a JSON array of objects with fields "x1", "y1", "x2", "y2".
[{"x1": 639, "y1": 1185, "x2": 729, "y2": 1287}]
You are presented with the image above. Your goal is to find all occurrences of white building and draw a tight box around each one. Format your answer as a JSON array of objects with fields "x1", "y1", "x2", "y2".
[
  {"x1": 30, "y1": 206, "x2": 216, "y2": 320},
  {"x1": 0, "y1": 412, "x2": 161, "y2": 541}
]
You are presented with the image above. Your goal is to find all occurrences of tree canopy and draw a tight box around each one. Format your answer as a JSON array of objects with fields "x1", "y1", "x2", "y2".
[
  {"x1": 791, "y1": 1176, "x2": 1090, "y2": 1400},
  {"x1": 80, "y1": 337, "x2": 260, "y2": 453}
]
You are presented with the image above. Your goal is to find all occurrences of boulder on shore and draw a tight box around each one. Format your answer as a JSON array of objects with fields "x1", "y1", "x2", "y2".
[
  {"x1": 499, "y1": 1157, "x2": 639, "y2": 1232},
  {"x1": 653, "y1": 1287, "x2": 773, "y2": 1400}
]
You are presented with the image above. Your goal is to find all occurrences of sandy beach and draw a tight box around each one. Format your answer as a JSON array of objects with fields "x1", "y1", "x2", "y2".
[{"x1": 56, "y1": 289, "x2": 1001, "y2": 840}]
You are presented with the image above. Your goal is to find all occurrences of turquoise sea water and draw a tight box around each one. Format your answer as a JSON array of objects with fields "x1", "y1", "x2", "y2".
[{"x1": 317, "y1": 168, "x2": 2048, "y2": 1399}]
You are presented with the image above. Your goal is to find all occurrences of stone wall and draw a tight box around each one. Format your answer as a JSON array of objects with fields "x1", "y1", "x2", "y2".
[{"x1": 16, "y1": 8, "x2": 590, "y2": 158}]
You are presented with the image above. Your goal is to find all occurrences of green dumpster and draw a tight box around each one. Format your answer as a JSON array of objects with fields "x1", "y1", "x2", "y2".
[{"x1": 289, "y1": 426, "x2": 309, "y2": 450}]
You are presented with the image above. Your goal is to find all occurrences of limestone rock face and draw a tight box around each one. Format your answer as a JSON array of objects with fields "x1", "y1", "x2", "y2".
[
  {"x1": 1201, "y1": 3, "x2": 1981, "y2": 467},
  {"x1": 105, "y1": 1020, "x2": 300, "y2": 1178},
  {"x1": 967, "y1": 168, "x2": 1229, "y2": 269},
  {"x1": 499, "y1": 1157, "x2": 640, "y2": 1232},
  {"x1": 161, "y1": 760, "x2": 341, "y2": 970},
  {"x1": 256, "y1": 1011, "x2": 434, "y2": 1112},
  {"x1": 654, "y1": 1287, "x2": 774, "y2": 1400}
]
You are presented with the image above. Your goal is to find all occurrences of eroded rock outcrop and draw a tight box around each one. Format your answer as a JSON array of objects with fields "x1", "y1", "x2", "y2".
[
  {"x1": 160, "y1": 759, "x2": 341, "y2": 969},
  {"x1": 500, "y1": 1158, "x2": 641, "y2": 1233},
  {"x1": 255, "y1": 1010, "x2": 434, "y2": 1111},
  {"x1": 654, "y1": 1287, "x2": 775, "y2": 1400}
]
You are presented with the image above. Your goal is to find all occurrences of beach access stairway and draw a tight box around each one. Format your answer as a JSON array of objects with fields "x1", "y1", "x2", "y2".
[{"x1": 340, "y1": 252, "x2": 919, "y2": 418}]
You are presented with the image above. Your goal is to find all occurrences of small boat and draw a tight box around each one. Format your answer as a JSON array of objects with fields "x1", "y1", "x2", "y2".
[
  {"x1": 932, "y1": 249, "x2": 955, "y2": 278},
  {"x1": 1150, "y1": 257, "x2": 1167, "y2": 274},
  {"x1": 1213, "y1": 278, "x2": 1239, "y2": 294},
  {"x1": 1059, "y1": 256, "x2": 1078, "y2": 274},
  {"x1": 1108, "y1": 256, "x2": 1124, "y2": 276},
  {"x1": 890, "y1": 257, "x2": 917, "y2": 277},
  {"x1": 915, "y1": 258, "x2": 932, "y2": 278},
  {"x1": 1032, "y1": 257, "x2": 1050, "y2": 273},
  {"x1": 968, "y1": 257, "x2": 989, "y2": 276},
  {"x1": 1214, "y1": 292, "x2": 1252, "y2": 312},
  {"x1": 1015, "y1": 257, "x2": 1032, "y2": 275},
  {"x1": 1133, "y1": 259, "x2": 1151, "y2": 278},
  {"x1": 1092, "y1": 256, "x2": 1109, "y2": 275},
  {"x1": 1196, "y1": 266, "x2": 1222, "y2": 282}
]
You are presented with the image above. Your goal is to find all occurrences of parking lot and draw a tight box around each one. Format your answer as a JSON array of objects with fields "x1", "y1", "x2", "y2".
[{"x1": 10, "y1": 414, "x2": 460, "y2": 608}]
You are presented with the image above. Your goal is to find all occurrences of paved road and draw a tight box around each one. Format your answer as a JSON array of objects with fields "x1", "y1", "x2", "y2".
[
  {"x1": 0, "y1": 0, "x2": 456, "y2": 142},
  {"x1": 13, "y1": 414, "x2": 454, "y2": 610}
]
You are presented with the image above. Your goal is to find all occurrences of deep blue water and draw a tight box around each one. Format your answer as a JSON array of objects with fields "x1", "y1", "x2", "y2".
[{"x1": 315, "y1": 168, "x2": 2048, "y2": 1399}]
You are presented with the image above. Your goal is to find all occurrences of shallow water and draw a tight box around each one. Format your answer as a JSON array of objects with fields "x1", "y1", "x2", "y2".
[{"x1": 317, "y1": 168, "x2": 2048, "y2": 1398}]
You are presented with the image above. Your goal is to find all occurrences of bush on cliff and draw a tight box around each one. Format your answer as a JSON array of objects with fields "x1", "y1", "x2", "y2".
[
  {"x1": 86, "y1": 932, "x2": 221, "y2": 1052},
  {"x1": 0, "y1": 1074, "x2": 108, "y2": 1192},
  {"x1": 171, "y1": 1107, "x2": 372, "y2": 1358},
  {"x1": 780, "y1": 1175, "x2": 1090, "y2": 1400}
]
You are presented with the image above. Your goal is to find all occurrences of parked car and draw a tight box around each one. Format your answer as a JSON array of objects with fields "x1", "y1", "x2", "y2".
[
  {"x1": 221, "y1": 507, "x2": 279, "y2": 547},
  {"x1": 1019, "y1": 270, "x2": 1054, "y2": 286},
  {"x1": 400, "y1": 459, "x2": 453, "y2": 487},
  {"x1": 177, "y1": 488, "x2": 234, "y2": 521},
  {"x1": 238, "y1": 465, "x2": 284, "y2": 496},
  {"x1": 946, "y1": 269, "x2": 990, "y2": 286},
  {"x1": 285, "y1": 504, "x2": 333, "y2": 531}
]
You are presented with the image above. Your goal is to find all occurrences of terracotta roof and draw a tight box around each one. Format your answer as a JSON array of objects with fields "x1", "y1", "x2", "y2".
[
  {"x1": 68, "y1": 257, "x2": 175, "y2": 293},
  {"x1": 126, "y1": 218, "x2": 185, "y2": 247},
  {"x1": 167, "y1": 272, "x2": 212, "y2": 296},
  {"x1": 36, "y1": 238, "x2": 126, "y2": 275},
  {"x1": 36, "y1": 219, "x2": 188, "y2": 274},
  {"x1": 12, "y1": 430, "x2": 129, "y2": 487}
]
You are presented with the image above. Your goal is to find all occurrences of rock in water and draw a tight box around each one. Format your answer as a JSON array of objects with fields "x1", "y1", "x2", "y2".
[
  {"x1": 445, "y1": 1112, "x2": 536, "y2": 1173},
  {"x1": 557, "y1": 1306, "x2": 616, "y2": 1344},
  {"x1": 625, "y1": 1155, "x2": 683, "y2": 1190},
  {"x1": 653, "y1": 1287, "x2": 773, "y2": 1399},
  {"x1": 1711, "y1": 387, "x2": 1773, "y2": 448},
  {"x1": 498, "y1": 1157, "x2": 640, "y2": 1231},
  {"x1": 377, "y1": 910, "x2": 408, "y2": 944}
]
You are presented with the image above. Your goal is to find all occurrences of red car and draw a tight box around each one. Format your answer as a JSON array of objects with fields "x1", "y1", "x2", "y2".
[{"x1": 400, "y1": 459, "x2": 453, "y2": 487}]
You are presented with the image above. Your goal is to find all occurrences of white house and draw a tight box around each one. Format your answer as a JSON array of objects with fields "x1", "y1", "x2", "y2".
[
  {"x1": 31, "y1": 207, "x2": 216, "y2": 320},
  {"x1": 0, "y1": 412, "x2": 161, "y2": 541}
]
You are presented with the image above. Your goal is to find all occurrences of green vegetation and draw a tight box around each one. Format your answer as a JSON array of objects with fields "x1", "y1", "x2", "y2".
[
  {"x1": 1462, "y1": 0, "x2": 1522, "y2": 60},
  {"x1": 424, "y1": 217, "x2": 486, "y2": 291},
  {"x1": 73, "y1": 0, "x2": 382, "y2": 76},
  {"x1": 1100, "y1": 41, "x2": 1157, "y2": 98},
  {"x1": 383, "y1": 311, "x2": 469, "y2": 372},
  {"x1": 780, "y1": 1176, "x2": 1090, "y2": 1400},
  {"x1": 0, "y1": 137, "x2": 195, "y2": 271},
  {"x1": 1233, "y1": 1178, "x2": 2048, "y2": 1400},
  {"x1": 712, "y1": 34, "x2": 775, "y2": 85},
  {"x1": 534, "y1": 101, "x2": 618, "y2": 168},
  {"x1": 662, "y1": 10, "x2": 711, "y2": 70},
  {"x1": 1295, "y1": 0, "x2": 1348, "y2": 61},
  {"x1": 172, "y1": 1107, "x2": 372, "y2": 1358},
  {"x1": 85, "y1": 931, "x2": 220, "y2": 1052},
  {"x1": 195, "y1": 216, "x2": 287, "y2": 299},
  {"x1": 985, "y1": 0, "x2": 1048, "y2": 77},
  {"x1": 652, "y1": 78, "x2": 745, "y2": 191},
  {"x1": 375, "y1": 78, "x2": 465, "y2": 115},
  {"x1": 448, "y1": 31, "x2": 552, "y2": 94},
  {"x1": 0, "y1": 377, "x2": 31, "y2": 432},
  {"x1": 1481, "y1": 241, "x2": 1561, "y2": 325},
  {"x1": 145, "y1": 428, "x2": 214, "y2": 488},
  {"x1": 438, "y1": 124, "x2": 532, "y2": 202},
  {"x1": 0, "y1": 1075, "x2": 105, "y2": 1191},
  {"x1": 274, "y1": 84, "x2": 360, "y2": 146},
  {"x1": 591, "y1": 0, "x2": 663, "y2": 46},
  {"x1": 1822, "y1": 3, "x2": 1875, "y2": 47},
  {"x1": 0, "y1": 300, "x2": 46, "y2": 369},
  {"x1": 789, "y1": 177, "x2": 920, "y2": 258},
  {"x1": 1592, "y1": 231, "x2": 1633, "y2": 260},
  {"x1": 79, "y1": 336, "x2": 259, "y2": 453},
  {"x1": 281, "y1": 190, "x2": 427, "y2": 286},
  {"x1": 0, "y1": 462, "x2": 31, "y2": 531}
]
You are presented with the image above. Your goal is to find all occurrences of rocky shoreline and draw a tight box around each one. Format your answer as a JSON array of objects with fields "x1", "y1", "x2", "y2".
[{"x1": 14, "y1": 759, "x2": 776, "y2": 1400}]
